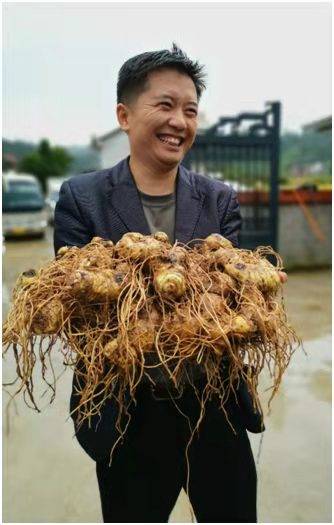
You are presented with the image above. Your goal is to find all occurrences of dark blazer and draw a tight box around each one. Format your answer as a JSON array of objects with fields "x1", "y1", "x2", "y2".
[
  {"x1": 54, "y1": 157, "x2": 262, "y2": 462},
  {"x1": 54, "y1": 157, "x2": 241, "y2": 252}
]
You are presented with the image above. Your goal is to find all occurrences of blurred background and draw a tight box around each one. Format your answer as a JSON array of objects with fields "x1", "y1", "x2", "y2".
[{"x1": 2, "y1": 2, "x2": 332, "y2": 523}]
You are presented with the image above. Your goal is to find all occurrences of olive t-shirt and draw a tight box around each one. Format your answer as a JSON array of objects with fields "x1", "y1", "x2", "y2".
[
  {"x1": 139, "y1": 190, "x2": 175, "y2": 243},
  {"x1": 138, "y1": 189, "x2": 207, "y2": 387}
]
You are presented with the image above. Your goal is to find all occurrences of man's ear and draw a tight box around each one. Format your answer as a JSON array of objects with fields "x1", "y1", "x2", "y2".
[{"x1": 117, "y1": 103, "x2": 130, "y2": 132}]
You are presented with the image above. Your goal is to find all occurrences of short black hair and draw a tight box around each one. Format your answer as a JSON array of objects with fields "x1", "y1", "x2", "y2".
[{"x1": 117, "y1": 43, "x2": 206, "y2": 105}]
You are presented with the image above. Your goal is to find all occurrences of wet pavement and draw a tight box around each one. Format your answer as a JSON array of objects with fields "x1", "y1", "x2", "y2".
[{"x1": 2, "y1": 228, "x2": 332, "y2": 522}]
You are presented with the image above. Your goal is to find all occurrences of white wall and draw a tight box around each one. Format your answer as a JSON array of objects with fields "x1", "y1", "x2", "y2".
[
  {"x1": 278, "y1": 203, "x2": 331, "y2": 269},
  {"x1": 100, "y1": 131, "x2": 130, "y2": 169}
]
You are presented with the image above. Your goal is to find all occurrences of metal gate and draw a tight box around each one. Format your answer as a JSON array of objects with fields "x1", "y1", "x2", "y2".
[{"x1": 183, "y1": 102, "x2": 281, "y2": 250}]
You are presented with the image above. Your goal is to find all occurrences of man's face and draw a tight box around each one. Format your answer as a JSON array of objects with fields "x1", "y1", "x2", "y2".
[{"x1": 117, "y1": 68, "x2": 199, "y2": 170}]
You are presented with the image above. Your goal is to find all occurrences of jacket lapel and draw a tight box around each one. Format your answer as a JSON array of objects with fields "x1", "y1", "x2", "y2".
[
  {"x1": 106, "y1": 158, "x2": 204, "y2": 243},
  {"x1": 107, "y1": 159, "x2": 151, "y2": 236},
  {"x1": 174, "y1": 164, "x2": 204, "y2": 244}
]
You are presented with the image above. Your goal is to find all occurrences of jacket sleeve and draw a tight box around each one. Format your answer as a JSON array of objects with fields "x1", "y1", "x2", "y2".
[
  {"x1": 218, "y1": 188, "x2": 242, "y2": 248},
  {"x1": 54, "y1": 180, "x2": 92, "y2": 256}
]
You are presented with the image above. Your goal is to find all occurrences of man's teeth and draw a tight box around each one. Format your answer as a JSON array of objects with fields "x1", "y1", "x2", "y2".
[{"x1": 158, "y1": 135, "x2": 182, "y2": 146}]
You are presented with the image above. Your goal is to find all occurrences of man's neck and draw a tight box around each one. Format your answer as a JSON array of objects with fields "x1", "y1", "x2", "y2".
[{"x1": 129, "y1": 156, "x2": 178, "y2": 196}]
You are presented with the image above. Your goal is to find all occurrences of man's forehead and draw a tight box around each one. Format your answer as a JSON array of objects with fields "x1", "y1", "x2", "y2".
[
  {"x1": 151, "y1": 91, "x2": 198, "y2": 104},
  {"x1": 144, "y1": 70, "x2": 198, "y2": 101}
]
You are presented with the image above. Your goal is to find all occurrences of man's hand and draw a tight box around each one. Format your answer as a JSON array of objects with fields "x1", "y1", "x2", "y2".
[{"x1": 278, "y1": 271, "x2": 288, "y2": 284}]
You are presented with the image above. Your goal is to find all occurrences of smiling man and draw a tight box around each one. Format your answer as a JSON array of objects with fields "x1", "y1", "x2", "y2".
[
  {"x1": 116, "y1": 66, "x2": 199, "y2": 197},
  {"x1": 54, "y1": 44, "x2": 285, "y2": 523}
]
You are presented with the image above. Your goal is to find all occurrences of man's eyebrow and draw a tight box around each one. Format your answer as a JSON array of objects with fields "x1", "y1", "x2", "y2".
[{"x1": 153, "y1": 94, "x2": 198, "y2": 106}]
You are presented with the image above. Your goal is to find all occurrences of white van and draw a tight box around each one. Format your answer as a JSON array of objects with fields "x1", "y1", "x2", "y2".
[{"x1": 2, "y1": 172, "x2": 48, "y2": 238}]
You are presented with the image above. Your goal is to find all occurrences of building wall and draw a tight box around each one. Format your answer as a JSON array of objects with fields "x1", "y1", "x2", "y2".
[
  {"x1": 239, "y1": 202, "x2": 331, "y2": 269},
  {"x1": 278, "y1": 203, "x2": 331, "y2": 269},
  {"x1": 100, "y1": 132, "x2": 129, "y2": 168}
]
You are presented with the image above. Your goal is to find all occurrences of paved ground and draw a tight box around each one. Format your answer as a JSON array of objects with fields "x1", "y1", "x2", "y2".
[{"x1": 2, "y1": 229, "x2": 332, "y2": 522}]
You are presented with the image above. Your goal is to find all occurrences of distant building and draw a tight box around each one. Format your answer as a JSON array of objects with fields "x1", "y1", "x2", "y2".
[
  {"x1": 91, "y1": 111, "x2": 210, "y2": 169},
  {"x1": 307, "y1": 161, "x2": 325, "y2": 174},
  {"x1": 290, "y1": 161, "x2": 326, "y2": 178},
  {"x1": 91, "y1": 128, "x2": 128, "y2": 169}
]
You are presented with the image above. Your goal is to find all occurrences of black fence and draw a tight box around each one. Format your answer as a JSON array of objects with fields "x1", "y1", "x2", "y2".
[{"x1": 183, "y1": 102, "x2": 281, "y2": 250}]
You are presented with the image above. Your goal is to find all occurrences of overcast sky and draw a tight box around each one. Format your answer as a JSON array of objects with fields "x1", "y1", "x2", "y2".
[{"x1": 3, "y1": 2, "x2": 332, "y2": 145}]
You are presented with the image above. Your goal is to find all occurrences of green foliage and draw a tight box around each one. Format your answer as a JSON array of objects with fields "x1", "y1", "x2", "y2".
[
  {"x1": 280, "y1": 173, "x2": 332, "y2": 190},
  {"x1": 18, "y1": 139, "x2": 72, "y2": 192},
  {"x1": 280, "y1": 130, "x2": 331, "y2": 188},
  {"x1": 67, "y1": 145, "x2": 100, "y2": 173},
  {"x1": 3, "y1": 156, "x2": 13, "y2": 172},
  {"x1": 281, "y1": 130, "x2": 331, "y2": 172},
  {"x1": 2, "y1": 139, "x2": 36, "y2": 161},
  {"x1": 279, "y1": 175, "x2": 289, "y2": 185},
  {"x1": 2, "y1": 139, "x2": 100, "y2": 178}
]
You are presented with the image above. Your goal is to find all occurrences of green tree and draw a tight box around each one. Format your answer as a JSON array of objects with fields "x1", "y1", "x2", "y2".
[{"x1": 18, "y1": 139, "x2": 72, "y2": 192}]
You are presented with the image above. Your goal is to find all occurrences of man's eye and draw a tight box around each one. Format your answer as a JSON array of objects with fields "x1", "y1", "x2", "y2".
[
  {"x1": 186, "y1": 109, "x2": 198, "y2": 116},
  {"x1": 160, "y1": 102, "x2": 172, "y2": 108}
]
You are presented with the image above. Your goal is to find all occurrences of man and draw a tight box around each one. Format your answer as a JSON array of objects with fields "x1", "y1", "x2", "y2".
[{"x1": 54, "y1": 44, "x2": 286, "y2": 523}]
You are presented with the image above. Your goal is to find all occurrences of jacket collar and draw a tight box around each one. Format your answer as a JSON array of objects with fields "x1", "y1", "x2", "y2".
[{"x1": 107, "y1": 157, "x2": 204, "y2": 244}]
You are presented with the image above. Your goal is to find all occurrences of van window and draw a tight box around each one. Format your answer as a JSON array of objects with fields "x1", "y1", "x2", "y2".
[{"x1": 3, "y1": 180, "x2": 44, "y2": 212}]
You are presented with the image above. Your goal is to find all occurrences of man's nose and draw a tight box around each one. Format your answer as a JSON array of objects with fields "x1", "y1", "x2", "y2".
[{"x1": 168, "y1": 110, "x2": 186, "y2": 130}]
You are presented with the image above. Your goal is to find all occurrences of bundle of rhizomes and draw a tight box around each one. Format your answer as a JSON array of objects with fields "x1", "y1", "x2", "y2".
[{"x1": 3, "y1": 232, "x2": 300, "y2": 445}]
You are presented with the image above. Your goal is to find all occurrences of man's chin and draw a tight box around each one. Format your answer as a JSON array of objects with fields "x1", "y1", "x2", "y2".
[{"x1": 155, "y1": 150, "x2": 184, "y2": 168}]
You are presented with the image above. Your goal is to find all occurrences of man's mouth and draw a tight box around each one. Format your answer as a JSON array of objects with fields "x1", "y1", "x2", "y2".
[{"x1": 157, "y1": 134, "x2": 184, "y2": 147}]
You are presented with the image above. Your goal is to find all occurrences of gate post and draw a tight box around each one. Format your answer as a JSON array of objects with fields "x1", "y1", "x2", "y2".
[{"x1": 269, "y1": 101, "x2": 281, "y2": 251}]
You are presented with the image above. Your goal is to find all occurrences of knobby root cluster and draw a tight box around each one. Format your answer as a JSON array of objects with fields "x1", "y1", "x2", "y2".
[{"x1": 3, "y1": 232, "x2": 300, "y2": 445}]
